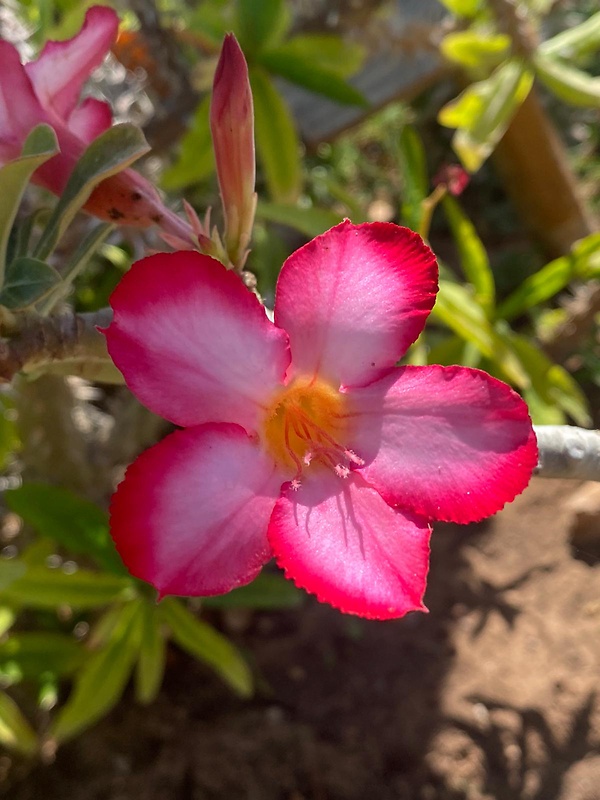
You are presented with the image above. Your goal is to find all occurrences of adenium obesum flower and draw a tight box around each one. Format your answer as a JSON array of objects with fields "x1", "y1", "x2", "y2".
[
  {"x1": 105, "y1": 221, "x2": 537, "y2": 620},
  {"x1": 0, "y1": 6, "x2": 192, "y2": 241}
]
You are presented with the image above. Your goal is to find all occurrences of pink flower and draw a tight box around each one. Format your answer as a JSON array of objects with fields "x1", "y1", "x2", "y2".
[
  {"x1": 104, "y1": 221, "x2": 537, "y2": 620},
  {"x1": 0, "y1": 6, "x2": 192, "y2": 241}
]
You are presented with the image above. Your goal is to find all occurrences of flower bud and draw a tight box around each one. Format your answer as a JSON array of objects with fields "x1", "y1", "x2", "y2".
[{"x1": 210, "y1": 34, "x2": 256, "y2": 269}]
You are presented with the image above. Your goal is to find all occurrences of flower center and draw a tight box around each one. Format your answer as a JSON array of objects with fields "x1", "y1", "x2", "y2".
[{"x1": 262, "y1": 376, "x2": 363, "y2": 487}]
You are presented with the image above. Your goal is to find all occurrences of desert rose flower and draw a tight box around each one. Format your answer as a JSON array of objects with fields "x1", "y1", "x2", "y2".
[
  {"x1": 104, "y1": 221, "x2": 537, "y2": 620},
  {"x1": 0, "y1": 6, "x2": 193, "y2": 241}
]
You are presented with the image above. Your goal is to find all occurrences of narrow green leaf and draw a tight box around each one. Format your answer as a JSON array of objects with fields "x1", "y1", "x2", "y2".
[
  {"x1": 440, "y1": 32, "x2": 511, "y2": 70},
  {"x1": 431, "y1": 280, "x2": 527, "y2": 386},
  {"x1": 6, "y1": 483, "x2": 127, "y2": 575},
  {"x1": 0, "y1": 633, "x2": 84, "y2": 684},
  {"x1": 161, "y1": 95, "x2": 214, "y2": 191},
  {"x1": 436, "y1": 0, "x2": 482, "y2": 16},
  {"x1": 204, "y1": 573, "x2": 302, "y2": 609},
  {"x1": 540, "y1": 11, "x2": 600, "y2": 59},
  {"x1": 272, "y1": 34, "x2": 366, "y2": 78},
  {"x1": 0, "y1": 257, "x2": 61, "y2": 309},
  {"x1": 498, "y1": 233, "x2": 600, "y2": 321},
  {"x1": 534, "y1": 54, "x2": 600, "y2": 107},
  {"x1": 0, "y1": 559, "x2": 27, "y2": 591},
  {"x1": 0, "y1": 124, "x2": 58, "y2": 285},
  {"x1": 426, "y1": 334, "x2": 476, "y2": 367},
  {"x1": 256, "y1": 201, "x2": 340, "y2": 238},
  {"x1": 134, "y1": 601, "x2": 166, "y2": 705},
  {"x1": 0, "y1": 563, "x2": 135, "y2": 610},
  {"x1": 25, "y1": 355, "x2": 125, "y2": 384},
  {"x1": 34, "y1": 124, "x2": 149, "y2": 260},
  {"x1": 0, "y1": 608, "x2": 15, "y2": 638},
  {"x1": 439, "y1": 60, "x2": 534, "y2": 172},
  {"x1": 0, "y1": 691, "x2": 37, "y2": 755},
  {"x1": 50, "y1": 600, "x2": 142, "y2": 742},
  {"x1": 397, "y1": 126, "x2": 428, "y2": 232},
  {"x1": 159, "y1": 598, "x2": 252, "y2": 697},
  {"x1": 502, "y1": 330, "x2": 590, "y2": 426},
  {"x1": 0, "y1": 395, "x2": 19, "y2": 471},
  {"x1": 236, "y1": 0, "x2": 290, "y2": 54},
  {"x1": 40, "y1": 222, "x2": 114, "y2": 314},
  {"x1": 258, "y1": 50, "x2": 367, "y2": 107},
  {"x1": 442, "y1": 195, "x2": 495, "y2": 315},
  {"x1": 251, "y1": 68, "x2": 301, "y2": 203}
]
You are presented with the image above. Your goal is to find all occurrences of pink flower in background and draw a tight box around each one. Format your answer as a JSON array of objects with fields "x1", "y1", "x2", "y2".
[
  {"x1": 105, "y1": 221, "x2": 537, "y2": 619},
  {"x1": 0, "y1": 6, "x2": 192, "y2": 241}
]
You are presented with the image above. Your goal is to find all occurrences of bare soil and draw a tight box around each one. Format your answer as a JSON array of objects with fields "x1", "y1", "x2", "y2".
[{"x1": 6, "y1": 478, "x2": 600, "y2": 800}]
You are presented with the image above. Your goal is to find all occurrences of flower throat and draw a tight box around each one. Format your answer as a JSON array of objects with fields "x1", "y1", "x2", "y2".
[{"x1": 262, "y1": 377, "x2": 363, "y2": 487}]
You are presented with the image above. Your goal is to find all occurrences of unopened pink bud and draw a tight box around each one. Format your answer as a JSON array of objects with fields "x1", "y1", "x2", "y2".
[{"x1": 210, "y1": 34, "x2": 256, "y2": 269}]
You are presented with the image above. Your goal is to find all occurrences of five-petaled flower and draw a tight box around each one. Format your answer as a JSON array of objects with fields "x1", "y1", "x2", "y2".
[
  {"x1": 0, "y1": 6, "x2": 192, "y2": 240},
  {"x1": 105, "y1": 221, "x2": 537, "y2": 619}
]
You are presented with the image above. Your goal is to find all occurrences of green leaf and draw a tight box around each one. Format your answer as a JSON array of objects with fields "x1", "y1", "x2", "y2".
[
  {"x1": 34, "y1": 124, "x2": 150, "y2": 261},
  {"x1": 0, "y1": 563, "x2": 135, "y2": 610},
  {"x1": 439, "y1": 60, "x2": 534, "y2": 172},
  {"x1": 50, "y1": 600, "x2": 142, "y2": 742},
  {"x1": 0, "y1": 124, "x2": 58, "y2": 285},
  {"x1": 0, "y1": 633, "x2": 84, "y2": 684},
  {"x1": 236, "y1": 0, "x2": 290, "y2": 54},
  {"x1": 442, "y1": 195, "x2": 495, "y2": 315},
  {"x1": 533, "y1": 54, "x2": 600, "y2": 107},
  {"x1": 203, "y1": 573, "x2": 303, "y2": 609},
  {"x1": 0, "y1": 559, "x2": 27, "y2": 591},
  {"x1": 426, "y1": 334, "x2": 476, "y2": 367},
  {"x1": 540, "y1": 11, "x2": 600, "y2": 60},
  {"x1": 0, "y1": 691, "x2": 37, "y2": 755},
  {"x1": 272, "y1": 34, "x2": 366, "y2": 78},
  {"x1": 0, "y1": 395, "x2": 19, "y2": 471},
  {"x1": 436, "y1": 0, "x2": 482, "y2": 17},
  {"x1": 251, "y1": 67, "x2": 301, "y2": 203},
  {"x1": 440, "y1": 32, "x2": 511, "y2": 71},
  {"x1": 258, "y1": 50, "x2": 367, "y2": 107},
  {"x1": 159, "y1": 598, "x2": 252, "y2": 697},
  {"x1": 397, "y1": 125, "x2": 428, "y2": 232},
  {"x1": 256, "y1": 201, "x2": 340, "y2": 238},
  {"x1": 25, "y1": 355, "x2": 125, "y2": 385},
  {"x1": 501, "y1": 330, "x2": 590, "y2": 426},
  {"x1": 40, "y1": 222, "x2": 114, "y2": 314},
  {"x1": 161, "y1": 95, "x2": 214, "y2": 191},
  {"x1": 0, "y1": 608, "x2": 15, "y2": 638},
  {"x1": 431, "y1": 280, "x2": 527, "y2": 386},
  {"x1": 134, "y1": 601, "x2": 166, "y2": 705},
  {"x1": 5, "y1": 483, "x2": 127, "y2": 575},
  {"x1": 0, "y1": 257, "x2": 61, "y2": 309},
  {"x1": 498, "y1": 233, "x2": 600, "y2": 321}
]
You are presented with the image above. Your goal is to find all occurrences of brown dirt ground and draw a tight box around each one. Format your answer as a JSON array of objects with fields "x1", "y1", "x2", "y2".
[{"x1": 5, "y1": 477, "x2": 600, "y2": 800}]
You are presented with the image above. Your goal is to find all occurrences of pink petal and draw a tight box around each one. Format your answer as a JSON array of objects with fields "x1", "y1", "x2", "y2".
[
  {"x1": 0, "y1": 41, "x2": 46, "y2": 155},
  {"x1": 104, "y1": 251, "x2": 290, "y2": 430},
  {"x1": 347, "y1": 365, "x2": 538, "y2": 523},
  {"x1": 274, "y1": 220, "x2": 438, "y2": 389},
  {"x1": 268, "y1": 471, "x2": 431, "y2": 620},
  {"x1": 111, "y1": 424, "x2": 285, "y2": 596},
  {"x1": 67, "y1": 97, "x2": 112, "y2": 142},
  {"x1": 25, "y1": 6, "x2": 119, "y2": 118}
]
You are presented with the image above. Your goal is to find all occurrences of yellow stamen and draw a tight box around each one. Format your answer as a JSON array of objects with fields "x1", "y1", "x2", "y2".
[{"x1": 262, "y1": 376, "x2": 354, "y2": 477}]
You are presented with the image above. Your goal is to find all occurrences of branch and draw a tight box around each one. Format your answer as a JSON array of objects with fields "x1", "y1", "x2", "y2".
[
  {"x1": 534, "y1": 425, "x2": 600, "y2": 481},
  {"x1": 0, "y1": 308, "x2": 122, "y2": 384}
]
